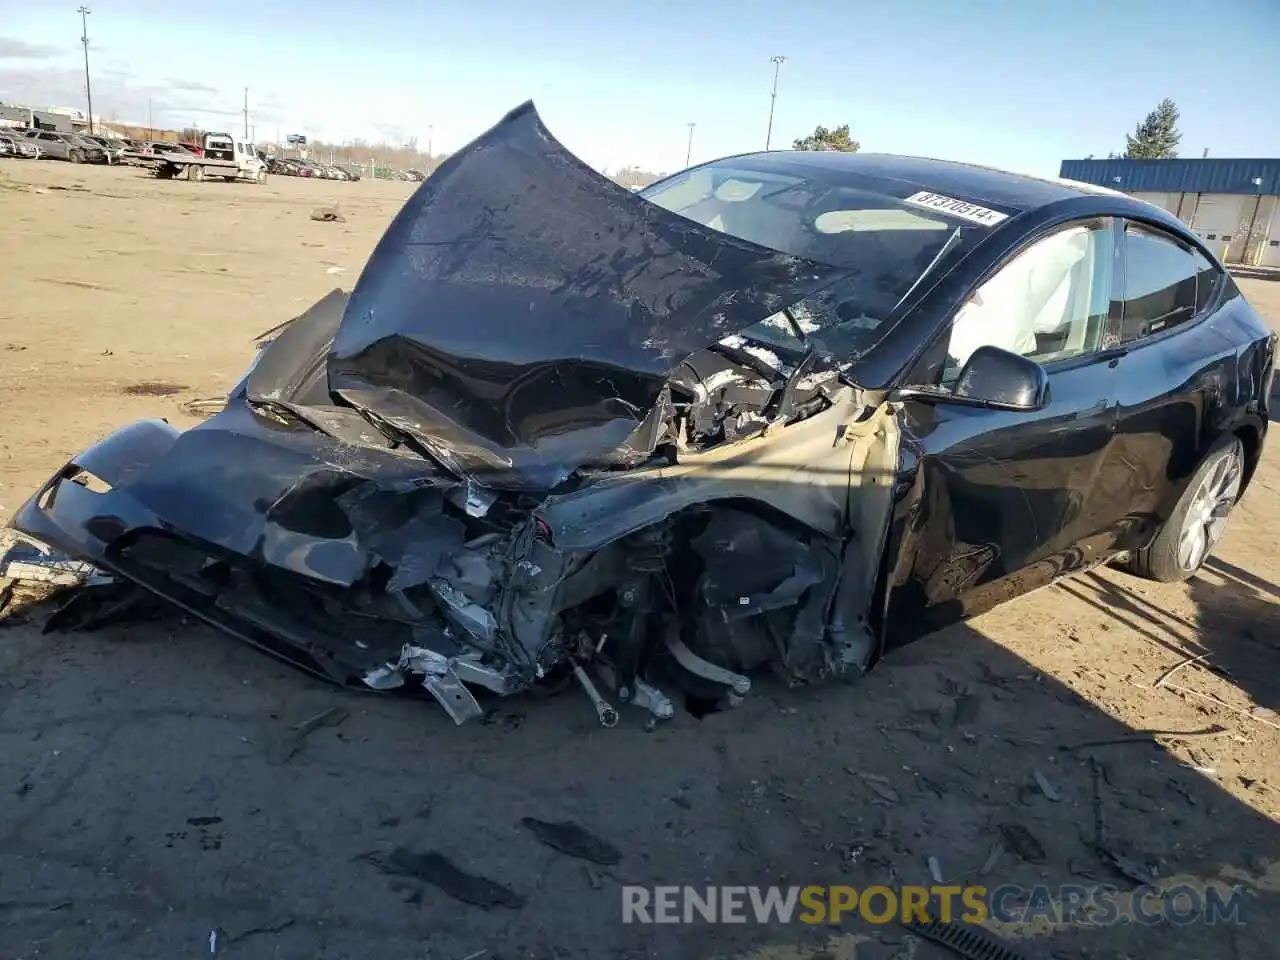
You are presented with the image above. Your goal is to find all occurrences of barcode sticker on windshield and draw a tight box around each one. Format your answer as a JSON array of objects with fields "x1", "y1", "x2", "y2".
[{"x1": 903, "y1": 191, "x2": 1009, "y2": 227}]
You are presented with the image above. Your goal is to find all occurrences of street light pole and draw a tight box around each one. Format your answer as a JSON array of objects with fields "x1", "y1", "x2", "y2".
[
  {"x1": 77, "y1": 6, "x2": 94, "y2": 134},
  {"x1": 685, "y1": 122, "x2": 696, "y2": 167},
  {"x1": 765, "y1": 54, "x2": 786, "y2": 150}
]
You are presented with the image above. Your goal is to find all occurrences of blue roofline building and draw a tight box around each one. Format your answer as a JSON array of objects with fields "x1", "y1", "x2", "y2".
[{"x1": 1059, "y1": 158, "x2": 1280, "y2": 267}]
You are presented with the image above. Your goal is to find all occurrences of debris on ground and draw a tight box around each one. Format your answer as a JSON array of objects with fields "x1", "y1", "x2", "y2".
[
  {"x1": 361, "y1": 848, "x2": 525, "y2": 909},
  {"x1": 856, "y1": 772, "x2": 902, "y2": 804},
  {"x1": 268, "y1": 706, "x2": 350, "y2": 763},
  {"x1": 1059, "y1": 725, "x2": 1231, "y2": 751},
  {"x1": 310, "y1": 206, "x2": 345, "y2": 222},
  {"x1": 121, "y1": 380, "x2": 187, "y2": 397},
  {"x1": 1095, "y1": 846, "x2": 1156, "y2": 886},
  {"x1": 979, "y1": 841, "x2": 1003, "y2": 876},
  {"x1": 214, "y1": 914, "x2": 295, "y2": 946},
  {"x1": 998, "y1": 824, "x2": 1046, "y2": 864},
  {"x1": 1, "y1": 533, "x2": 117, "y2": 625},
  {"x1": 1, "y1": 536, "x2": 106, "y2": 587},
  {"x1": 903, "y1": 918, "x2": 1027, "y2": 960},
  {"x1": 927, "y1": 854, "x2": 944, "y2": 883},
  {"x1": 1032, "y1": 769, "x2": 1061, "y2": 802},
  {"x1": 520, "y1": 817, "x2": 621, "y2": 865},
  {"x1": 1152, "y1": 652, "x2": 1210, "y2": 688}
]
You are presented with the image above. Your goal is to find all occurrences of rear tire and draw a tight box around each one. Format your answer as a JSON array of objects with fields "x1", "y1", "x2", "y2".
[
  {"x1": 187, "y1": 164, "x2": 204, "y2": 182},
  {"x1": 1129, "y1": 436, "x2": 1244, "y2": 582},
  {"x1": 68, "y1": 149, "x2": 83, "y2": 163},
  {"x1": 256, "y1": 169, "x2": 266, "y2": 184}
]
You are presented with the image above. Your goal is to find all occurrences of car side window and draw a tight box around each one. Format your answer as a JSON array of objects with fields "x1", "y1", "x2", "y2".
[
  {"x1": 1119, "y1": 226, "x2": 1201, "y2": 341},
  {"x1": 942, "y1": 219, "x2": 1115, "y2": 381},
  {"x1": 1192, "y1": 248, "x2": 1221, "y2": 316}
]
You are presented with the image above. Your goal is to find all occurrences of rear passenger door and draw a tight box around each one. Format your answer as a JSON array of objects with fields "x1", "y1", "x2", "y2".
[{"x1": 1101, "y1": 222, "x2": 1230, "y2": 552}]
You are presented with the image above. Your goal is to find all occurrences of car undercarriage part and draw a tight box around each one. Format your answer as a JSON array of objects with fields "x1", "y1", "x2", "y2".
[{"x1": 571, "y1": 660, "x2": 620, "y2": 728}]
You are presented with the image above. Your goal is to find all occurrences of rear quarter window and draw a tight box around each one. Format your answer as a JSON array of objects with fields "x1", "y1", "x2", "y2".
[{"x1": 1120, "y1": 226, "x2": 1200, "y2": 341}]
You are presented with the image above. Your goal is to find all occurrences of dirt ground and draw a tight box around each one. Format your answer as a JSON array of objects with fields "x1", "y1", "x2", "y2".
[{"x1": 1, "y1": 159, "x2": 1278, "y2": 960}]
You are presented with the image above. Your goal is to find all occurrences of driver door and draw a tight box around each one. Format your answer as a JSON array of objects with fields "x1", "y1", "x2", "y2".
[{"x1": 887, "y1": 218, "x2": 1125, "y2": 639}]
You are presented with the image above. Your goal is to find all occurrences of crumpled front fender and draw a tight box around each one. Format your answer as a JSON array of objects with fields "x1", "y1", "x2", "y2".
[{"x1": 9, "y1": 419, "x2": 181, "y2": 562}]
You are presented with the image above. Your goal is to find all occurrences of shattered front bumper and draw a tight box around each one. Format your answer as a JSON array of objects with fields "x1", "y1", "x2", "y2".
[{"x1": 6, "y1": 417, "x2": 517, "y2": 723}]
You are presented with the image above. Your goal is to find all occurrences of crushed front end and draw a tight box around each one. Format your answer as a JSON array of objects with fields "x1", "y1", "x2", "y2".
[{"x1": 7, "y1": 101, "x2": 903, "y2": 725}]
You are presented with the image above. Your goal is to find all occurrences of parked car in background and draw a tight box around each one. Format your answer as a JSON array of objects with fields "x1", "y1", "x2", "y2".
[
  {"x1": 81, "y1": 134, "x2": 128, "y2": 164},
  {"x1": 21, "y1": 129, "x2": 106, "y2": 163},
  {"x1": 0, "y1": 131, "x2": 41, "y2": 159},
  {"x1": 336, "y1": 165, "x2": 359, "y2": 181},
  {"x1": 122, "y1": 140, "x2": 195, "y2": 163}
]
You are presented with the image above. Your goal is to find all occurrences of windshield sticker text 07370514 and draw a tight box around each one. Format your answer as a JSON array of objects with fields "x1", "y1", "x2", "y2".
[{"x1": 902, "y1": 191, "x2": 1009, "y2": 227}]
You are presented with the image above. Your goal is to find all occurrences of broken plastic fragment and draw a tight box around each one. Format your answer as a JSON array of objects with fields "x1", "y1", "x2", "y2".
[
  {"x1": 429, "y1": 578, "x2": 498, "y2": 644},
  {"x1": 448, "y1": 480, "x2": 498, "y2": 518},
  {"x1": 399, "y1": 644, "x2": 484, "y2": 724},
  {"x1": 362, "y1": 662, "x2": 406, "y2": 690},
  {"x1": 1, "y1": 534, "x2": 111, "y2": 587}
]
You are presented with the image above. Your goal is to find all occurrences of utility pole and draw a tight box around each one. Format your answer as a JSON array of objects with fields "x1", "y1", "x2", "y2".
[
  {"x1": 242, "y1": 87, "x2": 249, "y2": 139},
  {"x1": 685, "y1": 122, "x2": 696, "y2": 167},
  {"x1": 765, "y1": 54, "x2": 786, "y2": 150},
  {"x1": 77, "y1": 7, "x2": 94, "y2": 134},
  {"x1": 147, "y1": 97, "x2": 152, "y2": 138},
  {"x1": 427, "y1": 124, "x2": 433, "y2": 168}
]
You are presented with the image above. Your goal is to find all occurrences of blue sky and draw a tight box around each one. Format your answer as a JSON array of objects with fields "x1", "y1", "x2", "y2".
[{"x1": 1, "y1": 0, "x2": 1277, "y2": 175}]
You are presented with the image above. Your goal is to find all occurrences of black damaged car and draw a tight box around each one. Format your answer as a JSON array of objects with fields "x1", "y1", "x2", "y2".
[{"x1": 9, "y1": 102, "x2": 1274, "y2": 725}]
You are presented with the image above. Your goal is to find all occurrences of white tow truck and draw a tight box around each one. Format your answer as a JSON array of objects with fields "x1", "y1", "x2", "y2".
[{"x1": 153, "y1": 131, "x2": 266, "y2": 184}]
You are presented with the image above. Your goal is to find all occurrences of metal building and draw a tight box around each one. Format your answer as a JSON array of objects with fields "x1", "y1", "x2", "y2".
[{"x1": 1059, "y1": 158, "x2": 1280, "y2": 268}]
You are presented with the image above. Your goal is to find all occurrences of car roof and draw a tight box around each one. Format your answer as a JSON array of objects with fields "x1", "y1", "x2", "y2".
[{"x1": 710, "y1": 151, "x2": 1099, "y2": 214}]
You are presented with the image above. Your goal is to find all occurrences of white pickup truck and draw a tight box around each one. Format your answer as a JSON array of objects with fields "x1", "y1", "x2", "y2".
[{"x1": 152, "y1": 132, "x2": 266, "y2": 184}]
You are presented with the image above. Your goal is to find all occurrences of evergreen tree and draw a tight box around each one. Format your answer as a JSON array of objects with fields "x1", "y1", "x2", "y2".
[{"x1": 1123, "y1": 99, "x2": 1181, "y2": 159}]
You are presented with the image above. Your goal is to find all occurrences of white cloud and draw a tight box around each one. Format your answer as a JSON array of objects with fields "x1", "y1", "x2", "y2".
[{"x1": 0, "y1": 38, "x2": 59, "y2": 60}]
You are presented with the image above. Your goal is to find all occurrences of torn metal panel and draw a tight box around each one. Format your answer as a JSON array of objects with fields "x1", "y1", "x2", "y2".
[{"x1": 329, "y1": 101, "x2": 845, "y2": 491}]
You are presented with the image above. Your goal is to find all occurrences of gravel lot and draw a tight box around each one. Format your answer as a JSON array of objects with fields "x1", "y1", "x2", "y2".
[{"x1": 2, "y1": 160, "x2": 1278, "y2": 960}]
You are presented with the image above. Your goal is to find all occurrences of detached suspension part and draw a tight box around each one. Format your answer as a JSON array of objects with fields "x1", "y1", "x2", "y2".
[{"x1": 610, "y1": 525, "x2": 670, "y2": 704}]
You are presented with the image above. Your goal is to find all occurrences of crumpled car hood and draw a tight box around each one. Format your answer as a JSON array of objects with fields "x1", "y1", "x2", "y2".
[{"x1": 329, "y1": 101, "x2": 843, "y2": 490}]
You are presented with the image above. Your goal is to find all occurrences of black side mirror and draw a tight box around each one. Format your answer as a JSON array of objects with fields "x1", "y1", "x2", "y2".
[
  {"x1": 893, "y1": 345, "x2": 1050, "y2": 412},
  {"x1": 952, "y1": 345, "x2": 1050, "y2": 410}
]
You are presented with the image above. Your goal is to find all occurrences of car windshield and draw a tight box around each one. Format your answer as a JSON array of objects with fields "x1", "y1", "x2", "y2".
[{"x1": 641, "y1": 158, "x2": 983, "y2": 359}]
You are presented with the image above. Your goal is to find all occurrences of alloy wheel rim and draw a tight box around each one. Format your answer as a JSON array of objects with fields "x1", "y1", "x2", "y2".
[{"x1": 1177, "y1": 447, "x2": 1243, "y2": 570}]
